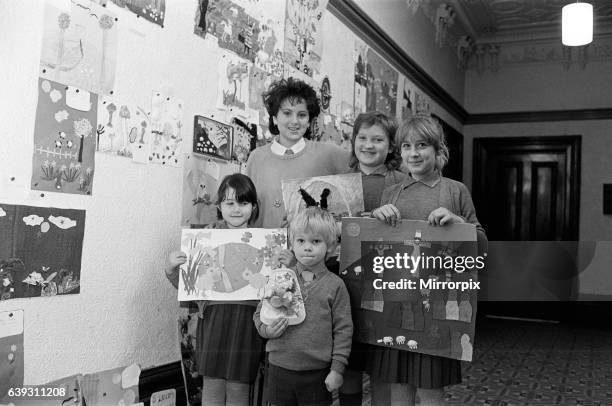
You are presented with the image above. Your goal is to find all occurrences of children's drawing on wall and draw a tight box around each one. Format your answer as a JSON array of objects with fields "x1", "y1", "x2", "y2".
[
  {"x1": 0, "y1": 310, "x2": 24, "y2": 403},
  {"x1": 398, "y1": 75, "x2": 414, "y2": 120},
  {"x1": 40, "y1": 0, "x2": 118, "y2": 95},
  {"x1": 32, "y1": 78, "x2": 96, "y2": 195},
  {"x1": 415, "y1": 91, "x2": 431, "y2": 115},
  {"x1": 320, "y1": 76, "x2": 332, "y2": 113},
  {"x1": 339, "y1": 218, "x2": 479, "y2": 361},
  {"x1": 231, "y1": 117, "x2": 257, "y2": 164},
  {"x1": 97, "y1": 96, "x2": 151, "y2": 163},
  {"x1": 81, "y1": 365, "x2": 140, "y2": 406},
  {"x1": 353, "y1": 40, "x2": 369, "y2": 115},
  {"x1": 149, "y1": 91, "x2": 184, "y2": 166},
  {"x1": 317, "y1": 114, "x2": 342, "y2": 145},
  {"x1": 181, "y1": 153, "x2": 241, "y2": 227},
  {"x1": 281, "y1": 173, "x2": 364, "y2": 223},
  {"x1": 193, "y1": 116, "x2": 233, "y2": 160},
  {"x1": 178, "y1": 228, "x2": 287, "y2": 301},
  {"x1": 366, "y1": 48, "x2": 398, "y2": 117},
  {"x1": 248, "y1": 66, "x2": 272, "y2": 122},
  {"x1": 110, "y1": 0, "x2": 165, "y2": 27},
  {"x1": 217, "y1": 54, "x2": 251, "y2": 113},
  {"x1": 283, "y1": 0, "x2": 329, "y2": 77},
  {"x1": 195, "y1": 0, "x2": 261, "y2": 62},
  {"x1": 0, "y1": 204, "x2": 85, "y2": 301}
]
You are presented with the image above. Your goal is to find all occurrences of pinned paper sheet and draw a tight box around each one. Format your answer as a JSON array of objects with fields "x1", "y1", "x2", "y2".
[
  {"x1": 121, "y1": 364, "x2": 141, "y2": 389},
  {"x1": 0, "y1": 310, "x2": 24, "y2": 403},
  {"x1": 206, "y1": 160, "x2": 220, "y2": 181},
  {"x1": 150, "y1": 389, "x2": 175, "y2": 406}
]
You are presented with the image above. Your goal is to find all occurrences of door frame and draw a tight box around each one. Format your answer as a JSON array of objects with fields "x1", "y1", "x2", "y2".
[{"x1": 472, "y1": 136, "x2": 581, "y2": 240}]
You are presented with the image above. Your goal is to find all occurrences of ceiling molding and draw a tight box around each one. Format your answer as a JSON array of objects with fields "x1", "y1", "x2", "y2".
[{"x1": 327, "y1": 0, "x2": 469, "y2": 124}]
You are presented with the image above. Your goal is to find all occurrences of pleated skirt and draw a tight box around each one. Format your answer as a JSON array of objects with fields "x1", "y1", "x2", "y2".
[
  {"x1": 197, "y1": 304, "x2": 265, "y2": 384},
  {"x1": 366, "y1": 347, "x2": 461, "y2": 389}
]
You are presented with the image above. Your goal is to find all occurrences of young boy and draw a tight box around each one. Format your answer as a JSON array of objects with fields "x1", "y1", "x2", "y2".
[{"x1": 254, "y1": 207, "x2": 353, "y2": 406}]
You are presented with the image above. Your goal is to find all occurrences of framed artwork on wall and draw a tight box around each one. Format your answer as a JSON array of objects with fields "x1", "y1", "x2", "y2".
[{"x1": 193, "y1": 116, "x2": 233, "y2": 160}]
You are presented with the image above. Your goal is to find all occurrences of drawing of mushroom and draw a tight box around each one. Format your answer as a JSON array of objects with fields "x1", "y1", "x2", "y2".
[
  {"x1": 119, "y1": 105, "x2": 131, "y2": 151},
  {"x1": 55, "y1": 13, "x2": 70, "y2": 80},
  {"x1": 98, "y1": 14, "x2": 114, "y2": 91},
  {"x1": 106, "y1": 103, "x2": 117, "y2": 127}
]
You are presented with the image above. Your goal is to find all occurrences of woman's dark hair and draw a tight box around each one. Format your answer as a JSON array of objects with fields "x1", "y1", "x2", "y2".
[
  {"x1": 349, "y1": 111, "x2": 401, "y2": 170},
  {"x1": 263, "y1": 77, "x2": 320, "y2": 139},
  {"x1": 215, "y1": 173, "x2": 259, "y2": 224}
]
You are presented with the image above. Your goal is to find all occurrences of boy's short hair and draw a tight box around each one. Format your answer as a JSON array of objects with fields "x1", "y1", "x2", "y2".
[
  {"x1": 289, "y1": 207, "x2": 339, "y2": 248},
  {"x1": 396, "y1": 116, "x2": 449, "y2": 171},
  {"x1": 263, "y1": 77, "x2": 320, "y2": 139},
  {"x1": 349, "y1": 111, "x2": 401, "y2": 170}
]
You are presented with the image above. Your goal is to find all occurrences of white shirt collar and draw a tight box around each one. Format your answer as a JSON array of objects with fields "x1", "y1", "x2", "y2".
[{"x1": 271, "y1": 138, "x2": 306, "y2": 156}]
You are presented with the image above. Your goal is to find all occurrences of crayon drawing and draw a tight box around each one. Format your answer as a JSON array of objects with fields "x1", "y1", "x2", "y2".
[
  {"x1": 283, "y1": 0, "x2": 329, "y2": 77},
  {"x1": 32, "y1": 78, "x2": 96, "y2": 195},
  {"x1": 217, "y1": 53, "x2": 251, "y2": 113},
  {"x1": 0, "y1": 203, "x2": 85, "y2": 301},
  {"x1": 181, "y1": 153, "x2": 241, "y2": 227},
  {"x1": 40, "y1": 0, "x2": 118, "y2": 95},
  {"x1": 231, "y1": 117, "x2": 257, "y2": 164},
  {"x1": 178, "y1": 228, "x2": 287, "y2": 301},
  {"x1": 281, "y1": 173, "x2": 364, "y2": 223},
  {"x1": 110, "y1": 0, "x2": 165, "y2": 27},
  {"x1": 193, "y1": 116, "x2": 233, "y2": 160},
  {"x1": 365, "y1": 48, "x2": 398, "y2": 117},
  {"x1": 149, "y1": 92, "x2": 184, "y2": 166},
  {"x1": 339, "y1": 217, "x2": 478, "y2": 361}
]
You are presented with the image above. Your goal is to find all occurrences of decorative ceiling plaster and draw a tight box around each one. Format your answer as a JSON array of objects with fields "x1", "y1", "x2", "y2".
[{"x1": 410, "y1": 0, "x2": 612, "y2": 71}]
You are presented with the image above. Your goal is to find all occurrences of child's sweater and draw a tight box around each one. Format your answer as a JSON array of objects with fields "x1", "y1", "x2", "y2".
[
  {"x1": 253, "y1": 268, "x2": 353, "y2": 374},
  {"x1": 246, "y1": 141, "x2": 350, "y2": 228}
]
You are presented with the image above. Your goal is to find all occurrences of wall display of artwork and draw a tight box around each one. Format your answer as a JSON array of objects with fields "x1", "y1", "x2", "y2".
[
  {"x1": 398, "y1": 75, "x2": 414, "y2": 120},
  {"x1": 0, "y1": 310, "x2": 24, "y2": 403},
  {"x1": 178, "y1": 228, "x2": 286, "y2": 301},
  {"x1": 248, "y1": 66, "x2": 272, "y2": 123},
  {"x1": 217, "y1": 53, "x2": 251, "y2": 113},
  {"x1": 193, "y1": 116, "x2": 233, "y2": 160},
  {"x1": 231, "y1": 117, "x2": 257, "y2": 164},
  {"x1": 339, "y1": 218, "x2": 478, "y2": 361},
  {"x1": 40, "y1": 0, "x2": 118, "y2": 95},
  {"x1": 0, "y1": 203, "x2": 85, "y2": 301},
  {"x1": 97, "y1": 95, "x2": 151, "y2": 163},
  {"x1": 149, "y1": 91, "x2": 184, "y2": 166},
  {"x1": 31, "y1": 78, "x2": 96, "y2": 195},
  {"x1": 284, "y1": 0, "x2": 329, "y2": 77},
  {"x1": 110, "y1": 0, "x2": 165, "y2": 27},
  {"x1": 181, "y1": 153, "x2": 241, "y2": 227},
  {"x1": 281, "y1": 173, "x2": 364, "y2": 223}
]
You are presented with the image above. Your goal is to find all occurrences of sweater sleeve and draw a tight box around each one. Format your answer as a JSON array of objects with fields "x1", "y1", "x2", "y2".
[
  {"x1": 165, "y1": 266, "x2": 180, "y2": 289},
  {"x1": 457, "y1": 183, "x2": 488, "y2": 255},
  {"x1": 330, "y1": 280, "x2": 353, "y2": 374},
  {"x1": 253, "y1": 300, "x2": 271, "y2": 339}
]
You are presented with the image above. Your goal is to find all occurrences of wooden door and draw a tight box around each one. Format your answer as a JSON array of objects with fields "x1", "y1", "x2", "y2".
[{"x1": 472, "y1": 136, "x2": 581, "y2": 321}]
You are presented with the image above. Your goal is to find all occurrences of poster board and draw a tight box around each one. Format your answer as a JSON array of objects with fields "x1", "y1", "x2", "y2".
[{"x1": 339, "y1": 217, "x2": 480, "y2": 361}]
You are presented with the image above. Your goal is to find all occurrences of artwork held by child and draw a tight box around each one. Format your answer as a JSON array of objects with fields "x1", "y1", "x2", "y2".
[
  {"x1": 149, "y1": 91, "x2": 184, "y2": 166},
  {"x1": 217, "y1": 53, "x2": 251, "y2": 113},
  {"x1": 193, "y1": 116, "x2": 233, "y2": 160},
  {"x1": 181, "y1": 153, "x2": 241, "y2": 227},
  {"x1": 110, "y1": 0, "x2": 165, "y2": 27},
  {"x1": 281, "y1": 173, "x2": 364, "y2": 223},
  {"x1": 339, "y1": 218, "x2": 479, "y2": 361},
  {"x1": 97, "y1": 95, "x2": 151, "y2": 163},
  {"x1": 231, "y1": 117, "x2": 257, "y2": 164},
  {"x1": 365, "y1": 48, "x2": 398, "y2": 117},
  {"x1": 32, "y1": 78, "x2": 96, "y2": 195},
  {"x1": 283, "y1": 0, "x2": 329, "y2": 77},
  {"x1": 0, "y1": 203, "x2": 85, "y2": 301},
  {"x1": 40, "y1": 0, "x2": 118, "y2": 95},
  {"x1": 178, "y1": 313, "x2": 202, "y2": 406},
  {"x1": 178, "y1": 228, "x2": 287, "y2": 301},
  {"x1": 260, "y1": 268, "x2": 305, "y2": 326},
  {"x1": 0, "y1": 310, "x2": 23, "y2": 403}
]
